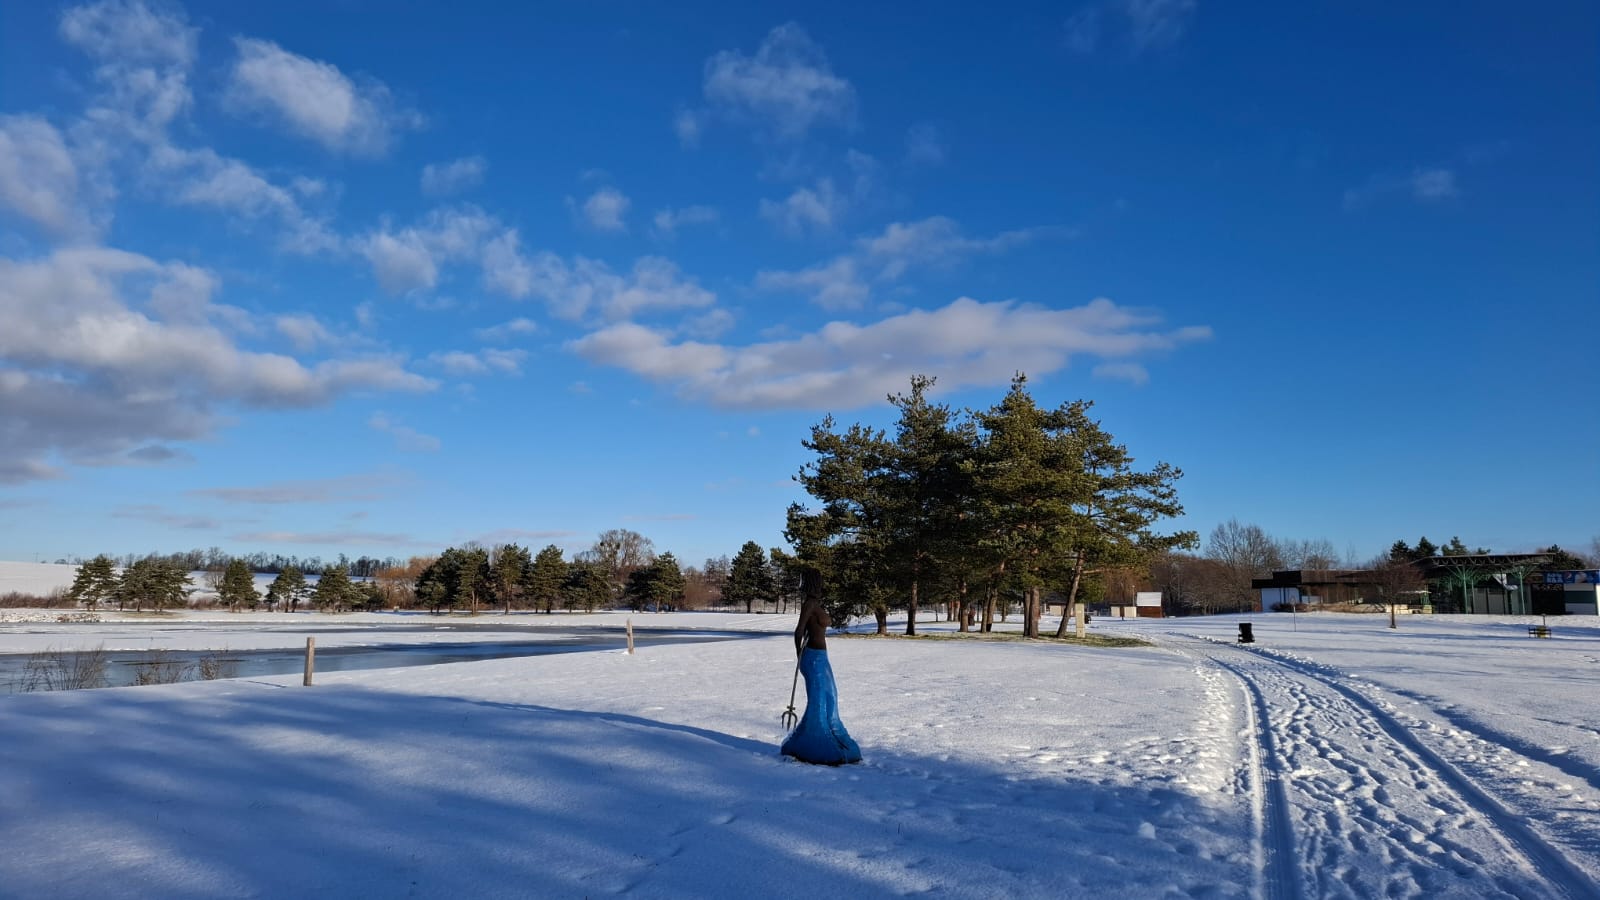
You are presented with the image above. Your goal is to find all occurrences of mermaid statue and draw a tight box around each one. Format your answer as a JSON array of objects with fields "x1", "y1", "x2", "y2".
[{"x1": 780, "y1": 571, "x2": 862, "y2": 765}]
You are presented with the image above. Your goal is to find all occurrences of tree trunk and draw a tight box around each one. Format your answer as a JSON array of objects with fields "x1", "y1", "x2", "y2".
[
  {"x1": 906, "y1": 570, "x2": 919, "y2": 636},
  {"x1": 956, "y1": 578, "x2": 969, "y2": 633},
  {"x1": 1023, "y1": 586, "x2": 1038, "y2": 638},
  {"x1": 1055, "y1": 551, "x2": 1087, "y2": 639},
  {"x1": 875, "y1": 607, "x2": 888, "y2": 635}
]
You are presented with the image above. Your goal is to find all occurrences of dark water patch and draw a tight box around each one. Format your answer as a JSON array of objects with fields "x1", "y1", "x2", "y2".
[{"x1": 2, "y1": 630, "x2": 762, "y2": 691}]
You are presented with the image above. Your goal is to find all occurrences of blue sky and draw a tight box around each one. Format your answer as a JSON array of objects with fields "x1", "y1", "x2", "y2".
[{"x1": 1, "y1": 0, "x2": 1595, "y2": 569}]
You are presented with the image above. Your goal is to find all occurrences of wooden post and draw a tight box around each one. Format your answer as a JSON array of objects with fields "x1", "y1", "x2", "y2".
[
  {"x1": 626, "y1": 617, "x2": 634, "y2": 655},
  {"x1": 303, "y1": 636, "x2": 315, "y2": 686},
  {"x1": 1074, "y1": 603, "x2": 1087, "y2": 639}
]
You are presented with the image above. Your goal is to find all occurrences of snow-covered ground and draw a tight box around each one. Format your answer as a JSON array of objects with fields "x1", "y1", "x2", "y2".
[
  {"x1": 0, "y1": 560, "x2": 77, "y2": 597},
  {"x1": 2, "y1": 607, "x2": 1598, "y2": 898}
]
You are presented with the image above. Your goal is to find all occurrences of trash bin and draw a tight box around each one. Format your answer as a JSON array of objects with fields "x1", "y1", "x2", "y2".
[{"x1": 1238, "y1": 623, "x2": 1254, "y2": 644}]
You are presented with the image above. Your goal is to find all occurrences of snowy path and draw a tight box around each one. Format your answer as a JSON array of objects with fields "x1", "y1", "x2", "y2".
[{"x1": 1160, "y1": 631, "x2": 1600, "y2": 900}]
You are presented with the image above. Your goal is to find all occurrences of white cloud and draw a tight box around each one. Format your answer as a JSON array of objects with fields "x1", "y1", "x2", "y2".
[
  {"x1": 697, "y1": 23, "x2": 856, "y2": 142},
  {"x1": 756, "y1": 256, "x2": 869, "y2": 311},
  {"x1": 1343, "y1": 166, "x2": 1462, "y2": 211},
  {"x1": 474, "y1": 317, "x2": 539, "y2": 341},
  {"x1": 360, "y1": 230, "x2": 437, "y2": 294},
  {"x1": 368, "y1": 412, "x2": 441, "y2": 452},
  {"x1": 482, "y1": 244, "x2": 717, "y2": 323},
  {"x1": 0, "y1": 116, "x2": 92, "y2": 237},
  {"x1": 674, "y1": 110, "x2": 703, "y2": 148},
  {"x1": 428, "y1": 348, "x2": 527, "y2": 377},
  {"x1": 1064, "y1": 8, "x2": 1103, "y2": 53},
  {"x1": 1066, "y1": 0, "x2": 1196, "y2": 54},
  {"x1": 192, "y1": 472, "x2": 408, "y2": 504},
  {"x1": 275, "y1": 314, "x2": 333, "y2": 351},
  {"x1": 758, "y1": 217, "x2": 1069, "y2": 308},
  {"x1": 1410, "y1": 168, "x2": 1459, "y2": 201},
  {"x1": 680, "y1": 308, "x2": 736, "y2": 339},
  {"x1": 759, "y1": 178, "x2": 842, "y2": 236},
  {"x1": 355, "y1": 207, "x2": 498, "y2": 294},
  {"x1": 652, "y1": 205, "x2": 719, "y2": 238},
  {"x1": 0, "y1": 247, "x2": 436, "y2": 482},
  {"x1": 1091, "y1": 361, "x2": 1151, "y2": 384},
  {"x1": 1122, "y1": 0, "x2": 1197, "y2": 52},
  {"x1": 60, "y1": 0, "x2": 196, "y2": 68},
  {"x1": 226, "y1": 37, "x2": 423, "y2": 156},
  {"x1": 861, "y1": 216, "x2": 1059, "y2": 279},
  {"x1": 571, "y1": 296, "x2": 1209, "y2": 410},
  {"x1": 904, "y1": 124, "x2": 946, "y2": 167},
  {"x1": 571, "y1": 323, "x2": 732, "y2": 382},
  {"x1": 574, "y1": 187, "x2": 631, "y2": 232},
  {"x1": 146, "y1": 144, "x2": 339, "y2": 253},
  {"x1": 52, "y1": 5, "x2": 340, "y2": 252},
  {"x1": 421, "y1": 155, "x2": 487, "y2": 196}
]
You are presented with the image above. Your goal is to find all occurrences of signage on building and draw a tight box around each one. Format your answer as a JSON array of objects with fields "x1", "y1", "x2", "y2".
[{"x1": 1544, "y1": 570, "x2": 1600, "y2": 584}]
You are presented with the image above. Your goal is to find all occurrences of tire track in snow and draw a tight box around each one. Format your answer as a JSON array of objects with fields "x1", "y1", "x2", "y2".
[
  {"x1": 1169, "y1": 633, "x2": 1597, "y2": 900},
  {"x1": 1209, "y1": 652, "x2": 1303, "y2": 900},
  {"x1": 1243, "y1": 645, "x2": 1600, "y2": 900}
]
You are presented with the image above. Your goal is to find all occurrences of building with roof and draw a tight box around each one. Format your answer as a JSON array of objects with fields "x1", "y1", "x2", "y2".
[{"x1": 1251, "y1": 552, "x2": 1598, "y2": 615}]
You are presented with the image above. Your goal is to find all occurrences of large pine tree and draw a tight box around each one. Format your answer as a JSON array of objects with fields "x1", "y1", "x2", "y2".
[
  {"x1": 725, "y1": 541, "x2": 776, "y2": 613},
  {"x1": 218, "y1": 559, "x2": 260, "y2": 612},
  {"x1": 525, "y1": 545, "x2": 568, "y2": 614},
  {"x1": 267, "y1": 567, "x2": 307, "y2": 612},
  {"x1": 312, "y1": 565, "x2": 355, "y2": 612},
  {"x1": 68, "y1": 555, "x2": 118, "y2": 610},
  {"x1": 491, "y1": 544, "x2": 532, "y2": 614}
]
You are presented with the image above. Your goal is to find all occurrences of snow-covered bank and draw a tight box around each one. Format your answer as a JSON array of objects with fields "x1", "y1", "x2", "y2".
[
  {"x1": 3, "y1": 612, "x2": 1599, "y2": 898},
  {"x1": 0, "y1": 623, "x2": 1244, "y2": 898}
]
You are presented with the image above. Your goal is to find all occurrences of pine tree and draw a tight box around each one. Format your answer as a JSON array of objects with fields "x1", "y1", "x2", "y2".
[
  {"x1": 457, "y1": 547, "x2": 492, "y2": 614},
  {"x1": 563, "y1": 561, "x2": 612, "y2": 613},
  {"x1": 313, "y1": 565, "x2": 355, "y2": 612},
  {"x1": 646, "y1": 552, "x2": 687, "y2": 612},
  {"x1": 1049, "y1": 400, "x2": 1194, "y2": 638},
  {"x1": 218, "y1": 559, "x2": 260, "y2": 611},
  {"x1": 68, "y1": 555, "x2": 118, "y2": 610},
  {"x1": 882, "y1": 375, "x2": 972, "y2": 635},
  {"x1": 491, "y1": 544, "x2": 532, "y2": 614},
  {"x1": 525, "y1": 545, "x2": 568, "y2": 614},
  {"x1": 115, "y1": 559, "x2": 193, "y2": 612},
  {"x1": 267, "y1": 567, "x2": 308, "y2": 612},
  {"x1": 726, "y1": 541, "x2": 777, "y2": 614},
  {"x1": 972, "y1": 375, "x2": 1078, "y2": 638}
]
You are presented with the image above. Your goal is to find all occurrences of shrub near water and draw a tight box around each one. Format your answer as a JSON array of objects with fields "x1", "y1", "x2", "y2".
[{"x1": 16, "y1": 645, "x2": 110, "y2": 692}]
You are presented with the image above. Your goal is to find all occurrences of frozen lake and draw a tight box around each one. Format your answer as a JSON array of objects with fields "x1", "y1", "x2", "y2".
[{"x1": 0, "y1": 627, "x2": 757, "y2": 690}]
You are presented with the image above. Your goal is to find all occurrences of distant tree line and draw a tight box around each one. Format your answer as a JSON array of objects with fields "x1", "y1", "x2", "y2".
[{"x1": 57, "y1": 548, "x2": 400, "y2": 578}]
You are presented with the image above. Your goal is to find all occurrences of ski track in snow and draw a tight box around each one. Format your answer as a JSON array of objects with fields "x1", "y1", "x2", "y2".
[{"x1": 1160, "y1": 631, "x2": 1600, "y2": 900}]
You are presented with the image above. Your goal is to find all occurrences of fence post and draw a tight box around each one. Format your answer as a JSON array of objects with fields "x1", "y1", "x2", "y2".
[
  {"x1": 303, "y1": 636, "x2": 315, "y2": 686},
  {"x1": 626, "y1": 617, "x2": 634, "y2": 655}
]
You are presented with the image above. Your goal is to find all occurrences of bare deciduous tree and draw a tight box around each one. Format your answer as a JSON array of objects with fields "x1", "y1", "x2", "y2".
[{"x1": 1205, "y1": 519, "x2": 1283, "y2": 612}]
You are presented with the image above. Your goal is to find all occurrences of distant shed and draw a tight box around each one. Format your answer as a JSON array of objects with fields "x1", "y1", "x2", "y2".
[{"x1": 1107, "y1": 592, "x2": 1165, "y2": 619}]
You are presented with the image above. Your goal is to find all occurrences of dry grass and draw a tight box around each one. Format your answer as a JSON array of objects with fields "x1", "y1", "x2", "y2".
[
  {"x1": 840, "y1": 631, "x2": 1150, "y2": 648},
  {"x1": 15, "y1": 645, "x2": 110, "y2": 692}
]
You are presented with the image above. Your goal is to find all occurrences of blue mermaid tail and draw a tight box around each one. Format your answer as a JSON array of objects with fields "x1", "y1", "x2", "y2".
[{"x1": 781, "y1": 648, "x2": 862, "y2": 765}]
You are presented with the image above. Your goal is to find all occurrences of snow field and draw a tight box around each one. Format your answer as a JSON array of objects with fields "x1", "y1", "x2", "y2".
[
  {"x1": 0, "y1": 619, "x2": 1250, "y2": 898},
  {"x1": 4, "y1": 609, "x2": 1599, "y2": 897}
]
